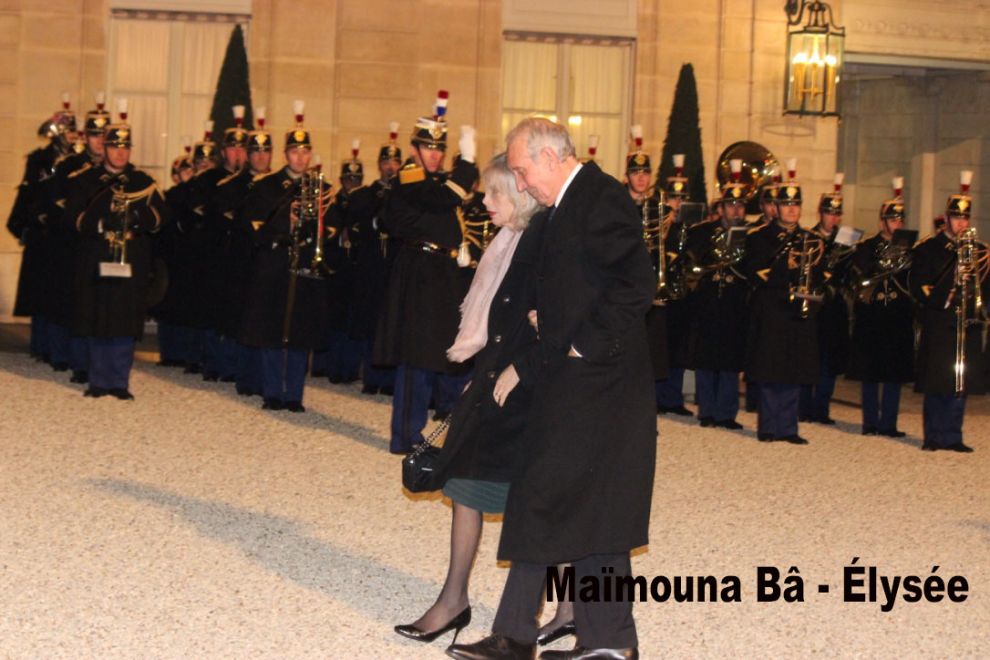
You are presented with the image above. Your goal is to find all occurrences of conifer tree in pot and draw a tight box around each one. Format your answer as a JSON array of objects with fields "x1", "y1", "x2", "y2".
[
  {"x1": 208, "y1": 25, "x2": 254, "y2": 135},
  {"x1": 658, "y1": 63, "x2": 707, "y2": 205}
]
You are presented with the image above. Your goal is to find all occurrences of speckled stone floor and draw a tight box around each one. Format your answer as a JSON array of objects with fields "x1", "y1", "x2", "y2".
[{"x1": 0, "y1": 345, "x2": 987, "y2": 659}]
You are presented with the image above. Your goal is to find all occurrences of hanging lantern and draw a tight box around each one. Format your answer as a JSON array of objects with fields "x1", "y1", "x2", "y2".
[{"x1": 784, "y1": 0, "x2": 845, "y2": 117}]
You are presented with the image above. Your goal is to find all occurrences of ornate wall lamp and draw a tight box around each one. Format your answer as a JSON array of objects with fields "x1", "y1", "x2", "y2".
[{"x1": 784, "y1": 0, "x2": 845, "y2": 117}]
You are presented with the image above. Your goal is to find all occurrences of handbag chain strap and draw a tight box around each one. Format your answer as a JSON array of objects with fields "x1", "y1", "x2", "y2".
[{"x1": 408, "y1": 417, "x2": 450, "y2": 458}]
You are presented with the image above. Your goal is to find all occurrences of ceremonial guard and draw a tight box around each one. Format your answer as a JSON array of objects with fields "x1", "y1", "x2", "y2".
[
  {"x1": 372, "y1": 91, "x2": 479, "y2": 454},
  {"x1": 655, "y1": 153, "x2": 693, "y2": 416},
  {"x1": 683, "y1": 159, "x2": 749, "y2": 429},
  {"x1": 313, "y1": 140, "x2": 365, "y2": 384},
  {"x1": 65, "y1": 103, "x2": 167, "y2": 399},
  {"x1": 154, "y1": 123, "x2": 218, "y2": 371},
  {"x1": 8, "y1": 93, "x2": 77, "y2": 361},
  {"x1": 909, "y1": 171, "x2": 986, "y2": 452},
  {"x1": 203, "y1": 106, "x2": 258, "y2": 382},
  {"x1": 744, "y1": 173, "x2": 781, "y2": 412},
  {"x1": 239, "y1": 101, "x2": 334, "y2": 411},
  {"x1": 742, "y1": 162, "x2": 826, "y2": 443},
  {"x1": 799, "y1": 174, "x2": 850, "y2": 425},
  {"x1": 230, "y1": 110, "x2": 275, "y2": 397},
  {"x1": 847, "y1": 178, "x2": 915, "y2": 436},
  {"x1": 35, "y1": 93, "x2": 110, "y2": 382},
  {"x1": 625, "y1": 127, "x2": 670, "y2": 388},
  {"x1": 347, "y1": 124, "x2": 402, "y2": 395}
]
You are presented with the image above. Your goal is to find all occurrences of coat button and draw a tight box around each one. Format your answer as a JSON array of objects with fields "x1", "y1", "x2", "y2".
[
  {"x1": 486, "y1": 370, "x2": 496, "y2": 379},
  {"x1": 502, "y1": 295, "x2": 511, "y2": 303},
  {"x1": 494, "y1": 334, "x2": 502, "y2": 343}
]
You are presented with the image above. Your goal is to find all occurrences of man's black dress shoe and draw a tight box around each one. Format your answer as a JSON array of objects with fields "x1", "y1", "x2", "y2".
[
  {"x1": 782, "y1": 434, "x2": 809, "y2": 445},
  {"x1": 535, "y1": 621, "x2": 575, "y2": 646},
  {"x1": 757, "y1": 432, "x2": 774, "y2": 442},
  {"x1": 862, "y1": 426, "x2": 878, "y2": 436},
  {"x1": 361, "y1": 384, "x2": 379, "y2": 395},
  {"x1": 157, "y1": 359, "x2": 183, "y2": 367},
  {"x1": 798, "y1": 414, "x2": 812, "y2": 422},
  {"x1": 446, "y1": 633, "x2": 534, "y2": 660},
  {"x1": 262, "y1": 398, "x2": 284, "y2": 411},
  {"x1": 921, "y1": 442, "x2": 937, "y2": 451},
  {"x1": 395, "y1": 606, "x2": 471, "y2": 644},
  {"x1": 698, "y1": 416, "x2": 716, "y2": 427},
  {"x1": 84, "y1": 386, "x2": 108, "y2": 398},
  {"x1": 202, "y1": 372, "x2": 219, "y2": 382},
  {"x1": 716, "y1": 419, "x2": 743, "y2": 430},
  {"x1": 879, "y1": 429, "x2": 906, "y2": 438},
  {"x1": 380, "y1": 385, "x2": 394, "y2": 396},
  {"x1": 813, "y1": 417, "x2": 836, "y2": 425},
  {"x1": 70, "y1": 370, "x2": 89, "y2": 384},
  {"x1": 661, "y1": 405, "x2": 692, "y2": 416},
  {"x1": 183, "y1": 364, "x2": 201, "y2": 374},
  {"x1": 284, "y1": 401, "x2": 306, "y2": 413},
  {"x1": 948, "y1": 442, "x2": 974, "y2": 453},
  {"x1": 539, "y1": 647, "x2": 639, "y2": 660},
  {"x1": 110, "y1": 388, "x2": 135, "y2": 401},
  {"x1": 51, "y1": 362, "x2": 69, "y2": 372},
  {"x1": 219, "y1": 375, "x2": 236, "y2": 383}
]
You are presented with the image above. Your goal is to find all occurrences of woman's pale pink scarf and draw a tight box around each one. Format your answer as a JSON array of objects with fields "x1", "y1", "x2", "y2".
[{"x1": 447, "y1": 226, "x2": 523, "y2": 363}]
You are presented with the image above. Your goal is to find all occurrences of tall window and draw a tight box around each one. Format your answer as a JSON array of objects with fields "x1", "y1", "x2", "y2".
[
  {"x1": 501, "y1": 35, "x2": 634, "y2": 177},
  {"x1": 107, "y1": 11, "x2": 246, "y2": 185}
]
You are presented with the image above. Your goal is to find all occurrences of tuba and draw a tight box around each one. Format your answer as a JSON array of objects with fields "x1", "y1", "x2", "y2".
[
  {"x1": 716, "y1": 142, "x2": 780, "y2": 215},
  {"x1": 949, "y1": 228, "x2": 989, "y2": 395}
]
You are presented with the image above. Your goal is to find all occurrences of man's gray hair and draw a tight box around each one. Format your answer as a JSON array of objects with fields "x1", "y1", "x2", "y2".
[{"x1": 505, "y1": 117, "x2": 576, "y2": 163}]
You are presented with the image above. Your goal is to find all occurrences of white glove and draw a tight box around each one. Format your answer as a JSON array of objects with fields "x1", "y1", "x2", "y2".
[{"x1": 458, "y1": 125, "x2": 477, "y2": 164}]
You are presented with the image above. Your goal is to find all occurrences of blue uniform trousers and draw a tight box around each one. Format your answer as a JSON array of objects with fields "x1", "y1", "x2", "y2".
[
  {"x1": 695, "y1": 370, "x2": 740, "y2": 422},
  {"x1": 70, "y1": 336, "x2": 90, "y2": 373},
  {"x1": 215, "y1": 335, "x2": 239, "y2": 380},
  {"x1": 30, "y1": 316, "x2": 49, "y2": 358},
  {"x1": 655, "y1": 367, "x2": 685, "y2": 408},
  {"x1": 47, "y1": 322, "x2": 72, "y2": 367},
  {"x1": 800, "y1": 373, "x2": 837, "y2": 421},
  {"x1": 434, "y1": 372, "x2": 471, "y2": 416},
  {"x1": 260, "y1": 348, "x2": 308, "y2": 404},
  {"x1": 745, "y1": 379, "x2": 761, "y2": 411},
  {"x1": 922, "y1": 394, "x2": 965, "y2": 448},
  {"x1": 757, "y1": 382, "x2": 800, "y2": 438},
  {"x1": 88, "y1": 337, "x2": 135, "y2": 390},
  {"x1": 329, "y1": 330, "x2": 363, "y2": 381},
  {"x1": 862, "y1": 382, "x2": 902, "y2": 432},
  {"x1": 391, "y1": 365, "x2": 441, "y2": 453},
  {"x1": 156, "y1": 322, "x2": 184, "y2": 364},
  {"x1": 236, "y1": 343, "x2": 262, "y2": 395},
  {"x1": 362, "y1": 341, "x2": 395, "y2": 390},
  {"x1": 202, "y1": 329, "x2": 221, "y2": 376}
]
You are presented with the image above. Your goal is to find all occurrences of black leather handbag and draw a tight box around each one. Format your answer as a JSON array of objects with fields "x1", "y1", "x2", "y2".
[{"x1": 401, "y1": 418, "x2": 450, "y2": 493}]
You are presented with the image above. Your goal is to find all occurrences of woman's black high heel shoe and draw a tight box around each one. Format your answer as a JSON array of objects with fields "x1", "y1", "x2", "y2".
[
  {"x1": 536, "y1": 620, "x2": 576, "y2": 646},
  {"x1": 394, "y1": 606, "x2": 472, "y2": 644}
]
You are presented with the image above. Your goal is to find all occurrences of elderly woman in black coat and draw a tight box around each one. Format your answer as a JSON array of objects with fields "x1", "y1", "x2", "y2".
[{"x1": 394, "y1": 153, "x2": 573, "y2": 647}]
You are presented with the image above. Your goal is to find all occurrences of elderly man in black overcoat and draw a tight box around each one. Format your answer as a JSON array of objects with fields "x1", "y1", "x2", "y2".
[{"x1": 447, "y1": 118, "x2": 656, "y2": 660}]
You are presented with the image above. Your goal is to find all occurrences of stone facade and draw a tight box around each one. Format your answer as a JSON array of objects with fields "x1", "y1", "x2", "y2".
[{"x1": 1, "y1": 0, "x2": 988, "y2": 319}]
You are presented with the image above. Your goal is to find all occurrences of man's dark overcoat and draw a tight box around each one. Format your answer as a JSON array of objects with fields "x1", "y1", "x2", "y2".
[{"x1": 497, "y1": 162, "x2": 657, "y2": 565}]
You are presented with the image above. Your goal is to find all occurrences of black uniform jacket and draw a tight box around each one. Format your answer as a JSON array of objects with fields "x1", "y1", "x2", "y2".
[
  {"x1": 814, "y1": 225, "x2": 851, "y2": 376},
  {"x1": 8, "y1": 143, "x2": 62, "y2": 317},
  {"x1": 497, "y1": 162, "x2": 657, "y2": 565},
  {"x1": 431, "y1": 224, "x2": 540, "y2": 486},
  {"x1": 846, "y1": 233, "x2": 914, "y2": 383},
  {"x1": 372, "y1": 159, "x2": 478, "y2": 372},
  {"x1": 346, "y1": 178, "x2": 396, "y2": 341},
  {"x1": 238, "y1": 167, "x2": 334, "y2": 350},
  {"x1": 67, "y1": 164, "x2": 166, "y2": 339},
  {"x1": 742, "y1": 219, "x2": 824, "y2": 385},
  {"x1": 910, "y1": 231, "x2": 990, "y2": 395},
  {"x1": 683, "y1": 219, "x2": 748, "y2": 372}
]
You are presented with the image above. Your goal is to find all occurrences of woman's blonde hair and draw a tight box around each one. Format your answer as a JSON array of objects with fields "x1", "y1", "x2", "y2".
[{"x1": 482, "y1": 152, "x2": 539, "y2": 231}]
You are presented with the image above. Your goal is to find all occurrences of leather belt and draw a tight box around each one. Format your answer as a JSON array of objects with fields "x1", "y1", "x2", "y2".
[{"x1": 408, "y1": 240, "x2": 457, "y2": 259}]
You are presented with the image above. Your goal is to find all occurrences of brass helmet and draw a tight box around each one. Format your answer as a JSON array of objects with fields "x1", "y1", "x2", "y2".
[
  {"x1": 946, "y1": 170, "x2": 973, "y2": 219},
  {"x1": 412, "y1": 90, "x2": 449, "y2": 151},
  {"x1": 247, "y1": 106, "x2": 272, "y2": 153},
  {"x1": 880, "y1": 176, "x2": 906, "y2": 221},
  {"x1": 379, "y1": 121, "x2": 402, "y2": 162},
  {"x1": 818, "y1": 173, "x2": 844, "y2": 215},
  {"x1": 285, "y1": 99, "x2": 312, "y2": 150}
]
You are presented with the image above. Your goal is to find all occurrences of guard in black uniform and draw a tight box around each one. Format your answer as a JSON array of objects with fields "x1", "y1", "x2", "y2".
[
  {"x1": 625, "y1": 128, "x2": 669, "y2": 393},
  {"x1": 372, "y1": 91, "x2": 479, "y2": 453},
  {"x1": 35, "y1": 93, "x2": 110, "y2": 381},
  {"x1": 910, "y1": 171, "x2": 985, "y2": 452},
  {"x1": 348, "y1": 124, "x2": 402, "y2": 395},
  {"x1": 742, "y1": 168, "x2": 826, "y2": 443},
  {"x1": 239, "y1": 100, "x2": 334, "y2": 411},
  {"x1": 684, "y1": 159, "x2": 749, "y2": 429},
  {"x1": 799, "y1": 174, "x2": 850, "y2": 425},
  {"x1": 655, "y1": 153, "x2": 693, "y2": 416},
  {"x1": 744, "y1": 175, "x2": 782, "y2": 412},
  {"x1": 8, "y1": 94, "x2": 77, "y2": 361},
  {"x1": 230, "y1": 109, "x2": 274, "y2": 396},
  {"x1": 204, "y1": 106, "x2": 260, "y2": 383},
  {"x1": 847, "y1": 178, "x2": 914, "y2": 436},
  {"x1": 66, "y1": 112, "x2": 167, "y2": 399}
]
